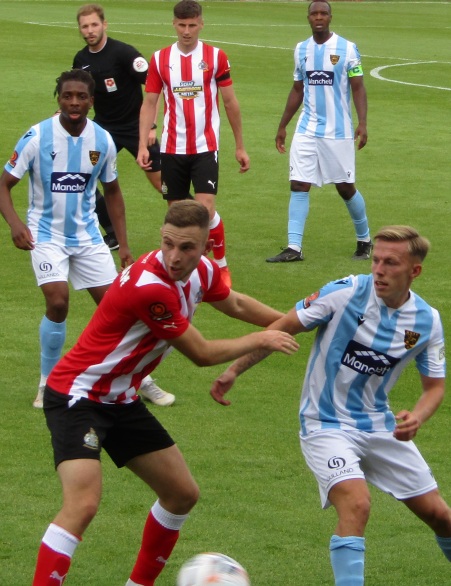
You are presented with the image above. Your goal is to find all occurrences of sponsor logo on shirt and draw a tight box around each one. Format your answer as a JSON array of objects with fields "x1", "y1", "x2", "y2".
[
  {"x1": 341, "y1": 340, "x2": 400, "y2": 376},
  {"x1": 307, "y1": 70, "x2": 334, "y2": 86},
  {"x1": 173, "y1": 80, "x2": 203, "y2": 99},
  {"x1": 51, "y1": 172, "x2": 90, "y2": 193},
  {"x1": 104, "y1": 77, "x2": 118, "y2": 92}
]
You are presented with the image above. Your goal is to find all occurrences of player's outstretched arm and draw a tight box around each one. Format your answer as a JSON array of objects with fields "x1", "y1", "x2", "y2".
[
  {"x1": 170, "y1": 323, "x2": 298, "y2": 369},
  {"x1": 210, "y1": 309, "x2": 306, "y2": 405}
]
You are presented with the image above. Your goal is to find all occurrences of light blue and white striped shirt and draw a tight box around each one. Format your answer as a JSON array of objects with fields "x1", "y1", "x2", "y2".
[
  {"x1": 294, "y1": 32, "x2": 362, "y2": 139},
  {"x1": 296, "y1": 275, "x2": 446, "y2": 436},
  {"x1": 5, "y1": 116, "x2": 118, "y2": 247}
]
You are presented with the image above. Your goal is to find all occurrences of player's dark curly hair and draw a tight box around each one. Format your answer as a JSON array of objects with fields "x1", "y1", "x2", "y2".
[{"x1": 54, "y1": 69, "x2": 95, "y2": 97}]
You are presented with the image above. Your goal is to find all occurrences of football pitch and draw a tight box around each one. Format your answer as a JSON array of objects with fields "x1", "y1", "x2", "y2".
[{"x1": 0, "y1": 1, "x2": 450, "y2": 584}]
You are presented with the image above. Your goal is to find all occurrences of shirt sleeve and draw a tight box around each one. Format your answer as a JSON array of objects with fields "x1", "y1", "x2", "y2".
[
  {"x1": 216, "y1": 49, "x2": 233, "y2": 87},
  {"x1": 122, "y1": 43, "x2": 149, "y2": 84},
  {"x1": 97, "y1": 132, "x2": 118, "y2": 184},
  {"x1": 415, "y1": 310, "x2": 446, "y2": 378},
  {"x1": 4, "y1": 127, "x2": 37, "y2": 179},
  {"x1": 145, "y1": 54, "x2": 163, "y2": 93},
  {"x1": 130, "y1": 281, "x2": 190, "y2": 340}
]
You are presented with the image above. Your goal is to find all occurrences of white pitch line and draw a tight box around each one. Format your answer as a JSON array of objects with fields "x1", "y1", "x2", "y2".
[{"x1": 370, "y1": 61, "x2": 451, "y2": 91}]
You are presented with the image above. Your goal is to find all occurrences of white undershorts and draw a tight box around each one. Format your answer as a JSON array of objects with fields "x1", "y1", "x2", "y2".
[
  {"x1": 31, "y1": 242, "x2": 118, "y2": 290},
  {"x1": 289, "y1": 134, "x2": 355, "y2": 187},
  {"x1": 300, "y1": 429, "x2": 437, "y2": 509}
]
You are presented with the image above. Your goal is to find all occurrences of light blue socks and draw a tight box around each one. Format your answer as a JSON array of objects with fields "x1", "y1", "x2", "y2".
[
  {"x1": 288, "y1": 191, "x2": 309, "y2": 249},
  {"x1": 40, "y1": 315, "x2": 66, "y2": 376},
  {"x1": 330, "y1": 535, "x2": 365, "y2": 586},
  {"x1": 344, "y1": 191, "x2": 370, "y2": 240}
]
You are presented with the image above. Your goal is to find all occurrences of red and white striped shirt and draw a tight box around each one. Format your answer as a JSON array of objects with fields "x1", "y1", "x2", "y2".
[
  {"x1": 47, "y1": 251, "x2": 229, "y2": 404},
  {"x1": 145, "y1": 41, "x2": 233, "y2": 154}
]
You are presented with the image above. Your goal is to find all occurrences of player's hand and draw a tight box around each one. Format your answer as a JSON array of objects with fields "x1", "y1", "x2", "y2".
[
  {"x1": 210, "y1": 370, "x2": 236, "y2": 406},
  {"x1": 11, "y1": 220, "x2": 35, "y2": 250},
  {"x1": 118, "y1": 247, "x2": 134, "y2": 269},
  {"x1": 236, "y1": 148, "x2": 250, "y2": 173},
  {"x1": 147, "y1": 128, "x2": 157, "y2": 146},
  {"x1": 259, "y1": 330, "x2": 299, "y2": 354},
  {"x1": 275, "y1": 128, "x2": 287, "y2": 154},
  {"x1": 354, "y1": 123, "x2": 368, "y2": 150},
  {"x1": 393, "y1": 409, "x2": 421, "y2": 441},
  {"x1": 136, "y1": 146, "x2": 152, "y2": 171}
]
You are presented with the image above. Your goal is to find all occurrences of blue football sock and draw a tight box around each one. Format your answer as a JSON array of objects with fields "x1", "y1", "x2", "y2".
[
  {"x1": 344, "y1": 191, "x2": 370, "y2": 241},
  {"x1": 40, "y1": 316, "x2": 66, "y2": 377},
  {"x1": 287, "y1": 191, "x2": 309, "y2": 249},
  {"x1": 330, "y1": 535, "x2": 365, "y2": 586},
  {"x1": 436, "y1": 535, "x2": 451, "y2": 561}
]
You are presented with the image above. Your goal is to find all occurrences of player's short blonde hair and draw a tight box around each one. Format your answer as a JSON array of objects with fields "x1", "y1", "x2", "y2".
[{"x1": 374, "y1": 226, "x2": 430, "y2": 261}]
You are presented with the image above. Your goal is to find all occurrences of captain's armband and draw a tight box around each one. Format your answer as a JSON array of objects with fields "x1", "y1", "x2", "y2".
[{"x1": 348, "y1": 64, "x2": 363, "y2": 78}]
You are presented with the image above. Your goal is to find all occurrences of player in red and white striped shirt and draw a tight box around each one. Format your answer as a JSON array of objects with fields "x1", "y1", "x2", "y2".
[
  {"x1": 32, "y1": 201, "x2": 298, "y2": 586},
  {"x1": 138, "y1": 0, "x2": 250, "y2": 289}
]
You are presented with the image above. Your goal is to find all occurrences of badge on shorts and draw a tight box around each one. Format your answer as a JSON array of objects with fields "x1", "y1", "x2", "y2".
[{"x1": 83, "y1": 428, "x2": 99, "y2": 450}]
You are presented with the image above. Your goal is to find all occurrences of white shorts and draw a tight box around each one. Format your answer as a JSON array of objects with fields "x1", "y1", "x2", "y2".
[
  {"x1": 289, "y1": 134, "x2": 355, "y2": 187},
  {"x1": 300, "y1": 429, "x2": 437, "y2": 509},
  {"x1": 31, "y1": 242, "x2": 118, "y2": 290}
]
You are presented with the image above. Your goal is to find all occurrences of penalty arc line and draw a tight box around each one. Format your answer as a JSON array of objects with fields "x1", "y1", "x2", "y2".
[{"x1": 370, "y1": 61, "x2": 451, "y2": 92}]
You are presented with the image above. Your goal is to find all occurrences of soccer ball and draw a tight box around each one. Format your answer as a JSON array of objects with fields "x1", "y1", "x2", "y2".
[{"x1": 176, "y1": 552, "x2": 251, "y2": 586}]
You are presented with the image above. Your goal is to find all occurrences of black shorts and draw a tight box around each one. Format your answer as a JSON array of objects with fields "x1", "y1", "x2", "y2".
[
  {"x1": 43, "y1": 387, "x2": 175, "y2": 469},
  {"x1": 160, "y1": 151, "x2": 219, "y2": 200},
  {"x1": 107, "y1": 128, "x2": 162, "y2": 173}
]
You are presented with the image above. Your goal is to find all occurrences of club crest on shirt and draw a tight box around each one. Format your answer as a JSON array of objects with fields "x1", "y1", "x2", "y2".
[
  {"x1": 83, "y1": 428, "x2": 99, "y2": 450},
  {"x1": 194, "y1": 287, "x2": 204, "y2": 304},
  {"x1": 198, "y1": 60, "x2": 209, "y2": 71},
  {"x1": 150, "y1": 302, "x2": 173, "y2": 321},
  {"x1": 404, "y1": 330, "x2": 420, "y2": 349},
  {"x1": 89, "y1": 150, "x2": 100, "y2": 166},
  {"x1": 330, "y1": 54, "x2": 340, "y2": 65},
  {"x1": 303, "y1": 291, "x2": 319, "y2": 309}
]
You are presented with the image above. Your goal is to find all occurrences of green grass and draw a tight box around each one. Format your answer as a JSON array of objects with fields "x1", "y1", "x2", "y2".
[{"x1": 0, "y1": 1, "x2": 450, "y2": 584}]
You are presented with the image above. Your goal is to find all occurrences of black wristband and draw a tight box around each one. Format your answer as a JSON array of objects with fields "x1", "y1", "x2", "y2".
[{"x1": 151, "y1": 123, "x2": 157, "y2": 130}]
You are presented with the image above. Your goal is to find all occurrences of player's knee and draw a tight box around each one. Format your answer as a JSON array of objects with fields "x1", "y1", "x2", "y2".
[
  {"x1": 180, "y1": 480, "x2": 200, "y2": 512},
  {"x1": 291, "y1": 180, "x2": 310, "y2": 192},
  {"x1": 351, "y1": 493, "x2": 371, "y2": 522},
  {"x1": 335, "y1": 183, "x2": 356, "y2": 200}
]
